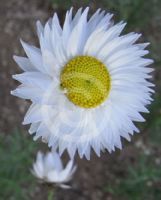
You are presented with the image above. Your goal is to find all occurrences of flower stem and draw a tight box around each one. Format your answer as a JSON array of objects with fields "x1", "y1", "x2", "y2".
[{"x1": 47, "y1": 188, "x2": 54, "y2": 200}]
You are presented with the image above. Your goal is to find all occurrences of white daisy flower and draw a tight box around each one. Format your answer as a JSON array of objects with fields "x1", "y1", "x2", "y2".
[
  {"x1": 31, "y1": 151, "x2": 76, "y2": 189},
  {"x1": 12, "y1": 8, "x2": 154, "y2": 159}
]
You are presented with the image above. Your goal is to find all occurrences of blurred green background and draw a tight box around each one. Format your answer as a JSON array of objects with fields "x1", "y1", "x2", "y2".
[{"x1": 0, "y1": 0, "x2": 161, "y2": 199}]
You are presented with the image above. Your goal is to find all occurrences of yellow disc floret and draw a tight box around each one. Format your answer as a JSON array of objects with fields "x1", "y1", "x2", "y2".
[{"x1": 60, "y1": 56, "x2": 111, "y2": 108}]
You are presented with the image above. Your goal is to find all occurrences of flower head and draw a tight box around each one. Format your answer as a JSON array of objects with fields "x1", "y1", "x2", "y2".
[
  {"x1": 31, "y1": 151, "x2": 76, "y2": 188},
  {"x1": 12, "y1": 8, "x2": 154, "y2": 159}
]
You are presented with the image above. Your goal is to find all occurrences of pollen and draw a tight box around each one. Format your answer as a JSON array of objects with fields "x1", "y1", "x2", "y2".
[{"x1": 60, "y1": 56, "x2": 111, "y2": 108}]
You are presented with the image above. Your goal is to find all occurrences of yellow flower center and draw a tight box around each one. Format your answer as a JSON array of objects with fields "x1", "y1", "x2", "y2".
[{"x1": 60, "y1": 56, "x2": 111, "y2": 108}]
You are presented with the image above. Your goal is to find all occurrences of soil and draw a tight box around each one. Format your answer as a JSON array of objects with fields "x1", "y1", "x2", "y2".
[
  {"x1": 0, "y1": 1, "x2": 150, "y2": 200},
  {"x1": 0, "y1": 0, "x2": 51, "y2": 133}
]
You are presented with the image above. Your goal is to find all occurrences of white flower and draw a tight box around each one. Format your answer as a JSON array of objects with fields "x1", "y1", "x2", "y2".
[
  {"x1": 31, "y1": 151, "x2": 76, "y2": 188},
  {"x1": 12, "y1": 8, "x2": 154, "y2": 160}
]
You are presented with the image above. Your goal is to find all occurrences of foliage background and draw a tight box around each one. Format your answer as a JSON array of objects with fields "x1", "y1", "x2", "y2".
[{"x1": 0, "y1": 0, "x2": 161, "y2": 199}]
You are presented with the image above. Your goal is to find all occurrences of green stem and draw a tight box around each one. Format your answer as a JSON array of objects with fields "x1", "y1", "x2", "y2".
[{"x1": 47, "y1": 188, "x2": 55, "y2": 200}]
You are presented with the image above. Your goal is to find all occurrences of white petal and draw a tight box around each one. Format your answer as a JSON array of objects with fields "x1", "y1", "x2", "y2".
[
  {"x1": 45, "y1": 152, "x2": 63, "y2": 172},
  {"x1": 29, "y1": 122, "x2": 40, "y2": 134},
  {"x1": 72, "y1": 7, "x2": 82, "y2": 27},
  {"x1": 13, "y1": 56, "x2": 36, "y2": 72},
  {"x1": 36, "y1": 20, "x2": 44, "y2": 39},
  {"x1": 58, "y1": 160, "x2": 76, "y2": 182},
  {"x1": 59, "y1": 184, "x2": 71, "y2": 189},
  {"x1": 20, "y1": 40, "x2": 45, "y2": 73},
  {"x1": 52, "y1": 13, "x2": 62, "y2": 35},
  {"x1": 84, "y1": 22, "x2": 126, "y2": 56},
  {"x1": 12, "y1": 72, "x2": 51, "y2": 90},
  {"x1": 23, "y1": 104, "x2": 42, "y2": 125},
  {"x1": 67, "y1": 7, "x2": 89, "y2": 57},
  {"x1": 98, "y1": 33, "x2": 141, "y2": 61},
  {"x1": 33, "y1": 151, "x2": 44, "y2": 178},
  {"x1": 62, "y1": 8, "x2": 73, "y2": 48}
]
